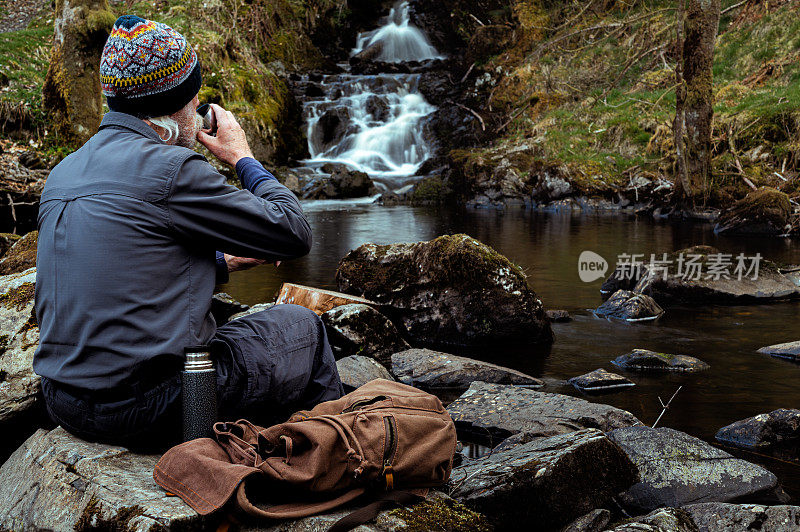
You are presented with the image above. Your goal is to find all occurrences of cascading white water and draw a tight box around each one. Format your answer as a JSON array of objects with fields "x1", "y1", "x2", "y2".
[{"x1": 300, "y1": 1, "x2": 442, "y2": 192}]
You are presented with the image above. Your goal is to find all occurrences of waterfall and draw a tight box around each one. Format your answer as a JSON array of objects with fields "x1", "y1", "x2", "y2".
[{"x1": 299, "y1": 1, "x2": 442, "y2": 192}]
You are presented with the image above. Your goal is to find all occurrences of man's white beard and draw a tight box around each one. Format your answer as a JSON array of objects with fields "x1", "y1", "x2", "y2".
[{"x1": 175, "y1": 112, "x2": 204, "y2": 149}]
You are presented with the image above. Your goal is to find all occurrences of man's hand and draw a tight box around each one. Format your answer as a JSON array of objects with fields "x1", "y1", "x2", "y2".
[
  {"x1": 224, "y1": 254, "x2": 281, "y2": 273},
  {"x1": 197, "y1": 104, "x2": 254, "y2": 167}
]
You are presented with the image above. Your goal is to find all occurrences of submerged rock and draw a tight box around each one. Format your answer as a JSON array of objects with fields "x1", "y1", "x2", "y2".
[
  {"x1": 714, "y1": 187, "x2": 792, "y2": 236},
  {"x1": 321, "y1": 303, "x2": 409, "y2": 369},
  {"x1": 594, "y1": 289, "x2": 664, "y2": 321},
  {"x1": 450, "y1": 428, "x2": 639, "y2": 530},
  {"x1": 336, "y1": 234, "x2": 553, "y2": 348},
  {"x1": 603, "y1": 245, "x2": 800, "y2": 305},
  {"x1": 568, "y1": 368, "x2": 635, "y2": 393},
  {"x1": 607, "y1": 426, "x2": 784, "y2": 513},
  {"x1": 0, "y1": 230, "x2": 37, "y2": 275},
  {"x1": 210, "y1": 292, "x2": 249, "y2": 326},
  {"x1": 0, "y1": 267, "x2": 40, "y2": 424},
  {"x1": 715, "y1": 409, "x2": 800, "y2": 450},
  {"x1": 757, "y1": 339, "x2": 800, "y2": 362},
  {"x1": 546, "y1": 309, "x2": 572, "y2": 322},
  {"x1": 682, "y1": 502, "x2": 800, "y2": 532},
  {"x1": 446, "y1": 381, "x2": 641, "y2": 444},
  {"x1": 336, "y1": 354, "x2": 394, "y2": 390},
  {"x1": 612, "y1": 349, "x2": 710, "y2": 372},
  {"x1": 391, "y1": 348, "x2": 543, "y2": 390}
]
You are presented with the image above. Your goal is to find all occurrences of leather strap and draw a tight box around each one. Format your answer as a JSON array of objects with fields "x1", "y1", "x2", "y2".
[{"x1": 326, "y1": 491, "x2": 424, "y2": 532}]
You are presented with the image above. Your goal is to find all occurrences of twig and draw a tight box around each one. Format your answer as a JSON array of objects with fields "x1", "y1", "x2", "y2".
[
  {"x1": 468, "y1": 13, "x2": 485, "y2": 26},
  {"x1": 497, "y1": 101, "x2": 532, "y2": 132},
  {"x1": 460, "y1": 63, "x2": 475, "y2": 84},
  {"x1": 454, "y1": 102, "x2": 486, "y2": 131},
  {"x1": 721, "y1": 0, "x2": 747, "y2": 15},
  {"x1": 652, "y1": 385, "x2": 682, "y2": 428}
]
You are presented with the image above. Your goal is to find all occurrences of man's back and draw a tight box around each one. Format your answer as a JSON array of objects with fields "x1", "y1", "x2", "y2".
[{"x1": 34, "y1": 112, "x2": 312, "y2": 390}]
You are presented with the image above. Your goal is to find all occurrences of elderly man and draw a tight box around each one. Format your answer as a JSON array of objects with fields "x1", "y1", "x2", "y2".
[{"x1": 34, "y1": 15, "x2": 343, "y2": 450}]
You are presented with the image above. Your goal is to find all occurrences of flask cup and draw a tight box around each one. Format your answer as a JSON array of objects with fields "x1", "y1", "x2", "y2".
[{"x1": 182, "y1": 345, "x2": 218, "y2": 441}]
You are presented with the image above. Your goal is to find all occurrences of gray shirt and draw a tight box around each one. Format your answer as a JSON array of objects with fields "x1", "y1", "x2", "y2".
[{"x1": 34, "y1": 112, "x2": 312, "y2": 390}]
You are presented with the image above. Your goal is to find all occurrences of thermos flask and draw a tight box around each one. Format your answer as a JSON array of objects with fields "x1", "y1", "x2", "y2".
[{"x1": 182, "y1": 345, "x2": 218, "y2": 441}]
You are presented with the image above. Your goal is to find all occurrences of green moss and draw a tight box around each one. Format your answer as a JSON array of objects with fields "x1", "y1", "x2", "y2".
[
  {"x1": 0, "y1": 282, "x2": 35, "y2": 311},
  {"x1": 0, "y1": 231, "x2": 38, "y2": 275},
  {"x1": 74, "y1": 496, "x2": 144, "y2": 532},
  {"x1": 387, "y1": 497, "x2": 493, "y2": 532}
]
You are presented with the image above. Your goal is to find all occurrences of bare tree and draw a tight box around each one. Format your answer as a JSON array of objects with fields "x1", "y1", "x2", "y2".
[{"x1": 43, "y1": 0, "x2": 115, "y2": 145}]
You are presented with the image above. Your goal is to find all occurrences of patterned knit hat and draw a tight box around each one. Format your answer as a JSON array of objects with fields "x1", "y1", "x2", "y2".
[{"x1": 100, "y1": 15, "x2": 202, "y2": 118}]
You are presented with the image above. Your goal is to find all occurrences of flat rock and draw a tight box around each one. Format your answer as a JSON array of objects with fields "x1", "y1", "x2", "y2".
[
  {"x1": 568, "y1": 368, "x2": 635, "y2": 393},
  {"x1": 446, "y1": 381, "x2": 641, "y2": 444},
  {"x1": 560, "y1": 508, "x2": 610, "y2": 532},
  {"x1": 0, "y1": 428, "x2": 488, "y2": 531},
  {"x1": 607, "y1": 426, "x2": 784, "y2": 513},
  {"x1": 607, "y1": 507, "x2": 698, "y2": 532},
  {"x1": 715, "y1": 409, "x2": 800, "y2": 450},
  {"x1": 230, "y1": 302, "x2": 275, "y2": 321},
  {"x1": 322, "y1": 303, "x2": 409, "y2": 369},
  {"x1": 336, "y1": 234, "x2": 553, "y2": 348},
  {"x1": 604, "y1": 245, "x2": 800, "y2": 305},
  {"x1": 336, "y1": 355, "x2": 394, "y2": 390},
  {"x1": 449, "y1": 428, "x2": 639, "y2": 530},
  {"x1": 612, "y1": 349, "x2": 710, "y2": 372},
  {"x1": 0, "y1": 267, "x2": 40, "y2": 424},
  {"x1": 594, "y1": 290, "x2": 664, "y2": 322},
  {"x1": 682, "y1": 502, "x2": 800, "y2": 532},
  {"x1": 391, "y1": 348, "x2": 543, "y2": 391},
  {"x1": 757, "y1": 340, "x2": 800, "y2": 362}
]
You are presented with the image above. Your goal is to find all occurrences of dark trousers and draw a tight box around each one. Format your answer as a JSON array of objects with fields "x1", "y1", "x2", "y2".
[{"x1": 41, "y1": 304, "x2": 344, "y2": 451}]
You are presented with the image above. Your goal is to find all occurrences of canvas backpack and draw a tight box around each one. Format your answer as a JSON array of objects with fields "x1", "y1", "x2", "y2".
[{"x1": 153, "y1": 379, "x2": 458, "y2": 529}]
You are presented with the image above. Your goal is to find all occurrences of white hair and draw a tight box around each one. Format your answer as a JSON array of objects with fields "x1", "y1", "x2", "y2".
[{"x1": 147, "y1": 115, "x2": 180, "y2": 142}]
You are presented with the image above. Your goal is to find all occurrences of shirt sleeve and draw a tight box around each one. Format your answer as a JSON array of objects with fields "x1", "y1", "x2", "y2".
[
  {"x1": 166, "y1": 154, "x2": 312, "y2": 261},
  {"x1": 215, "y1": 251, "x2": 229, "y2": 284},
  {"x1": 235, "y1": 157, "x2": 278, "y2": 192}
]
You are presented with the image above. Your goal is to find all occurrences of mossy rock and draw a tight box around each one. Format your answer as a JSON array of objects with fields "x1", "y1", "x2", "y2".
[
  {"x1": 715, "y1": 187, "x2": 792, "y2": 236},
  {"x1": 0, "y1": 230, "x2": 37, "y2": 275},
  {"x1": 0, "y1": 233, "x2": 23, "y2": 259}
]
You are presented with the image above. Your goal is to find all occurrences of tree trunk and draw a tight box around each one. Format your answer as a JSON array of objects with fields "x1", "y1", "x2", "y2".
[
  {"x1": 682, "y1": 0, "x2": 722, "y2": 203},
  {"x1": 43, "y1": 0, "x2": 115, "y2": 146},
  {"x1": 673, "y1": 0, "x2": 691, "y2": 207}
]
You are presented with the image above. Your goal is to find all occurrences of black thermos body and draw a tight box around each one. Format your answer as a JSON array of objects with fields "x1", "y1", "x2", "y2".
[{"x1": 182, "y1": 345, "x2": 218, "y2": 441}]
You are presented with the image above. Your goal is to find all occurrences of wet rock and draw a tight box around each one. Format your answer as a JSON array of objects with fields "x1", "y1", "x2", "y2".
[
  {"x1": 450, "y1": 428, "x2": 639, "y2": 530},
  {"x1": 681, "y1": 502, "x2": 800, "y2": 532},
  {"x1": 757, "y1": 339, "x2": 800, "y2": 362},
  {"x1": 594, "y1": 290, "x2": 664, "y2": 321},
  {"x1": 605, "y1": 245, "x2": 800, "y2": 305},
  {"x1": 446, "y1": 381, "x2": 641, "y2": 445},
  {"x1": 600, "y1": 268, "x2": 640, "y2": 296},
  {"x1": 607, "y1": 507, "x2": 698, "y2": 532},
  {"x1": 303, "y1": 166, "x2": 377, "y2": 199},
  {"x1": 561, "y1": 508, "x2": 611, "y2": 532},
  {"x1": 304, "y1": 83, "x2": 325, "y2": 97},
  {"x1": 467, "y1": 25, "x2": 515, "y2": 63},
  {"x1": 714, "y1": 187, "x2": 792, "y2": 236},
  {"x1": 321, "y1": 303, "x2": 409, "y2": 369},
  {"x1": 568, "y1": 368, "x2": 635, "y2": 394},
  {"x1": 365, "y1": 95, "x2": 390, "y2": 122},
  {"x1": 0, "y1": 232, "x2": 21, "y2": 258},
  {"x1": 230, "y1": 302, "x2": 274, "y2": 321},
  {"x1": 0, "y1": 267, "x2": 40, "y2": 424},
  {"x1": 0, "y1": 230, "x2": 37, "y2": 275},
  {"x1": 546, "y1": 309, "x2": 572, "y2": 322},
  {"x1": 335, "y1": 355, "x2": 394, "y2": 390},
  {"x1": 391, "y1": 348, "x2": 543, "y2": 391},
  {"x1": 310, "y1": 108, "x2": 349, "y2": 152},
  {"x1": 336, "y1": 234, "x2": 553, "y2": 348},
  {"x1": 607, "y1": 426, "x2": 784, "y2": 513},
  {"x1": 612, "y1": 349, "x2": 710, "y2": 372},
  {"x1": 715, "y1": 409, "x2": 800, "y2": 450},
  {"x1": 0, "y1": 427, "x2": 477, "y2": 531},
  {"x1": 210, "y1": 292, "x2": 249, "y2": 326}
]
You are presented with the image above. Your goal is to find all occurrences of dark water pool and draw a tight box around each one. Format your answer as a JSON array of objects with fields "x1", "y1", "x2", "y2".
[{"x1": 223, "y1": 201, "x2": 800, "y2": 498}]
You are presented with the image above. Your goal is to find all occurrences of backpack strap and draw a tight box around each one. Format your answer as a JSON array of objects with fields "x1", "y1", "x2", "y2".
[
  {"x1": 326, "y1": 491, "x2": 424, "y2": 532},
  {"x1": 235, "y1": 483, "x2": 367, "y2": 519}
]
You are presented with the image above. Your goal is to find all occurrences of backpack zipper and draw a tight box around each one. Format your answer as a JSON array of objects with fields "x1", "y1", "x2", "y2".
[
  {"x1": 382, "y1": 415, "x2": 397, "y2": 490},
  {"x1": 341, "y1": 395, "x2": 389, "y2": 413}
]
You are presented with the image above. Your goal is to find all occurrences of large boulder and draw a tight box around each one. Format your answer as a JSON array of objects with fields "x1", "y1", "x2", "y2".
[
  {"x1": 612, "y1": 349, "x2": 710, "y2": 372},
  {"x1": 335, "y1": 354, "x2": 394, "y2": 390},
  {"x1": 446, "y1": 381, "x2": 641, "y2": 444},
  {"x1": 607, "y1": 426, "x2": 785, "y2": 513},
  {"x1": 594, "y1": 290, "x2": 664, "y2": 321},
  {"x1": 604, "y1": 245, "x2": 800, "y2": 305},
  {"x1": 391, "y1": 348, "x2": 543, "y2": 391},
  {"x1": 449, "y1": 428, "x2": 639, "y2": 530},
  {"x1": 0, "y1": 230, "x2": 37, "y2": 275},
  {"x1": 303, "y1": 165, "x2": 377, "y2": 199},
  {"x1": 714, "y1": 187, "x2": 793, "y2": 236},
  {"x1": 682, "y1": 502, "x2": 800, "y2": 532},
  {"x1": 0, "y1": 427, "x2": 489, "y2": 531},
  {"x1": 715, "y1": 409, "x2": 800, "y2": 451},
  {"x1": 336, "y1": 234, "x2": 553, "y2": 348},
  {"x1": 321, "y1": 303, "x2": 410, "y2": 369},
  {"x1": 757, "y1": 339, "x2": 800, "y2": 362},
  {"x1": 0, "y1": 267, "x2": 40, "y2": 424}
]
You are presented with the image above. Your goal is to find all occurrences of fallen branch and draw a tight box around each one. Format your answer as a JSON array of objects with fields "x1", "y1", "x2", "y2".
[
  {"x1": 497, "y1": 101, "x2": 532, "y2": 132},
  {"x1": 454, "y1": 102, "x2": 486, "y2": 131},
  {"x1": 460, "y1": 63, "x2": 475, "y2": 84},
  {"x1": 721, "y1": 0, "x2": 747, "y2": 15},
  {"x1": 652, "y1": 385, "x2": 682, "y2": 428}
]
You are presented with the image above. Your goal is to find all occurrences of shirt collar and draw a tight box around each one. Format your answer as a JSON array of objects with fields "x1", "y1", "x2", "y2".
[{"x1": 99, "y1": 112, "x2": 165, "y2": 143}]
